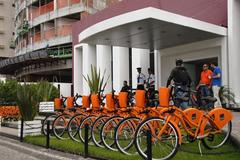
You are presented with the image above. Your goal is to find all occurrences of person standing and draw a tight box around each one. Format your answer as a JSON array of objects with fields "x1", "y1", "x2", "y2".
[
  {"x1": 166, "y1": 59, "x2": 192, "y2": 109},
  {"x1": 146, "y1": 68, "x2": 155, "y2": 105},
  {"x1": 196, "y1": 64, "x2": 213, "y2": 96},
  {"x1": 210, "y1": 62, "x2": 222, "y2": 107},
  {"x1": 146, "y1": 68, "x2": 155, "y2": 90},
  {"x1": 136, "y1": 67, "x2": 146, "y2": 90}
]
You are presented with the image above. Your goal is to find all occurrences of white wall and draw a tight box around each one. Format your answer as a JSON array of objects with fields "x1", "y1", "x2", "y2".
[
  {"x1": 131, "y1": 48, "x2": 150, "y2": 89},
  {"x1": 96, "y1": 45, "x2": 112, "y2": 93},
  {"x1": 53, "y1": 83, "x2": 72, "y2": 97},
  {"x1": 228, "y1": 0, "x2": 240, "y2": 102},
  {"x1": 159, "y1": 38, "x2": 222, "y2": 86},
  {"x1": 74, "y1": 45, "x2": 83, "y2": 95},
  {"x1": 113, "y1": 46, "x2": 129, "y2": 92},
  {"x1": 82, "y1": 44, "x2": 96, "y2": 95}
]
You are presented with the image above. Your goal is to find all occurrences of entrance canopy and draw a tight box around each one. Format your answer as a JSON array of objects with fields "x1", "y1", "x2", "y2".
[
  {"x1": 80, "y1": 18, "x2": 223, "y2": 50},
  {"x1": 73, "y1": 0, "x2": 227, "y2": 50}
]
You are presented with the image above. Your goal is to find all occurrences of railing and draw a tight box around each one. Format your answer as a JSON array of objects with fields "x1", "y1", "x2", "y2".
[
  {"x1": 29, "y1": 1, "x2": 54, "y2": 20},
  {"x1": 57, "y1": 25, "x2": 72, "y2": 37},
  {"x1": 44, "y1": 27, "x2": 56, "y2": 40},
  {"x1": 40, "y1": 1, "x2": 54, "y2": 15},
  {"x1": 33, "y1": 32, "x2": 41, "y2": 43},
  {"x1": 57, "y1": 0, "x2": 81, "y2": 9}
]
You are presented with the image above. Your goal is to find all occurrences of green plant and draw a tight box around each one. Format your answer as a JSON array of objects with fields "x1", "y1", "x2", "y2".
[
  {"x1": 37, "y1": 81, "x2": 59, "y2": 101},
  {"x1": 0, "y1": 80, "x2": 19, "y2": 105},
  {"x1": 17, "y1": 83, "x2": 39, "y2": 121},
  {"x1": 219, "y1": 86, "x2": 238, "y2": 107},
  {"x1": 83, "y1": 65, "x2": 109, "y2": 94}
]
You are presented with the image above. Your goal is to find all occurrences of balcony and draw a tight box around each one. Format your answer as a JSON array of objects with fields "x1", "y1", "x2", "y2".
[
  {"x1": 29, "y1": 1, "x2": 54, "y2": 20},
  {"x1": 57, "y1": 0, "x2": 86, "y2": 9},
  {"x1": 16, "y1": 25, "x2": 72, "y2": 55}
]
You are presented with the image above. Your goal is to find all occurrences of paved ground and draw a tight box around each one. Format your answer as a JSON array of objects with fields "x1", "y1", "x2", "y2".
[
  {"x1": 0, "y1": 136, "x2": 92, "y2": 160},
  {"x1": 230, "y1": 112, "x2": 240, "y2": 145}
]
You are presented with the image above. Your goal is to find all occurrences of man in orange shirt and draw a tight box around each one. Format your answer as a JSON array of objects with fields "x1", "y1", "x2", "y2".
[{"x1": 196, "y1": 64, "x2": 213, "y2": 108}]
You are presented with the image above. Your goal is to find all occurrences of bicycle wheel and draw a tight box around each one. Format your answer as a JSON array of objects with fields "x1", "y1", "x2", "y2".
[
  {"x1": 135, "y1": 117, "x2": 179, "y2": 160},
  {"x1": 68, "y1": 114, "x2": 85, "y2": 142},
  {"x1": 52, "y1": 114, "x2": 71, "y2": 140},
  {"x1": 78, "y1": 115, "x2": 97, "y2": 143},
  {"x1": 42, "y1": 114, "x2": 57, "y2": 137},
  {"x1": 202, "y1": 121, "x2": 232, "y2": 149},
  {"x1": 91, "y1": 115, "x2": 110, "y2": 147},
  {"x1": 101, "y1": 116, "x2": 123, "y2": 151},
  {"x1": 115, "y1": 117, "x2": 141, "y2": 155}
]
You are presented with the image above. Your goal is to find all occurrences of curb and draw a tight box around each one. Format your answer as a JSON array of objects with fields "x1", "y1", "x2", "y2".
[
  {"x1": 230, "y1": 133, "x2": 240, "y2": 148},
  {"x1": 0, "y1": 130, "x2": 19, "y2": 141}
]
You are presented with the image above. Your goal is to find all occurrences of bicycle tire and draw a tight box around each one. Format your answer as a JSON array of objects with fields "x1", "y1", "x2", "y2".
[
  {"x1": 202, "y1": 121, "x2": 232, "y2": 149},
  {"x1": 67, "y1": 113, "x2": 85, "y2": 142},
  {"x1": 134, "y1": 117, "x2": 179, "y2": 160},
  {"x1": 42, "y1": 114, "x2": 58, "y2": 137},
  {"x1": 91, "y1": 115, "x2": 110, "y2": 147},
  {"x1": 101, "y1": 116, "x2": 123, "y2": 151},
  {"x1": 52, "y1": 114, "x2": 71, "y2": 140},
  {"x1": 78, "y1": 115, "x2": 97, "y2": 143},
  {"x1": 115, "y1": 117, "x2": 141, "y2": 155}
]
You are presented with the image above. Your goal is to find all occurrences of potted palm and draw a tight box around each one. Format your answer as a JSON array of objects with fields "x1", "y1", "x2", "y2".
[
  {"x1": 83, "y1": 65, "x2": 109, "y2": 108},
  {"x1": 17, "y1": 83, "x2": 40, "y2": 137},
  {"x1": 219, "y1": 86, "x2": 239, "y2": 110},
  {"x1": 17, "y1": 81, "x2": 59, "y2": 137}
]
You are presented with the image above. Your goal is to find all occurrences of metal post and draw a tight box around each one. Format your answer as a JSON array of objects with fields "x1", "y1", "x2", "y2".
[
  {"x1": 46, "y1": 120, "x2": 50, "y2": 149},
  {"x1": 20, "y1": 118, "x2": 24, "y2": 142},
  {"x1": 147, "y1": 130, "x2": 152, "y2": 160},
  {"x1": 84, "y1": 124, "x2": 89, "y2": 158}
]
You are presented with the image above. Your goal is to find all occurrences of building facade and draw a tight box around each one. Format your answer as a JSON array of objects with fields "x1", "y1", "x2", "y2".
[
  {"x1": 0, "y1": 0, "x2": 15, "y2": 59},
  {"x1": 72, "y1": 0, "x2": 240, "y2": 102},
  {"x1": 0, "y1": 0, "x2": 117, "y2": 83}
]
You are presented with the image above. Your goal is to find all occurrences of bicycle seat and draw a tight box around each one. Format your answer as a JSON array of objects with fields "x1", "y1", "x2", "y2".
[{"x1": 201, "y1": 96, "x2": 217, "y2": 102}]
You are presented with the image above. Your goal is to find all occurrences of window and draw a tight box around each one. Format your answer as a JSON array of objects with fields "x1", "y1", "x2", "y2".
[{"x1": 0, "y1": 44, "x2": 4, "y2": 49}]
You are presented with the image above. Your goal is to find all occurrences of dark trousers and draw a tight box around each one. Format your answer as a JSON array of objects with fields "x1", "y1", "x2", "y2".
[{"x1": 137, "y1": 85, "x2": 144, "y2": 90}]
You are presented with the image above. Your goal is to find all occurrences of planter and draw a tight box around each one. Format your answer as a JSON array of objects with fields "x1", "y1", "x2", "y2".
[{"x1": 18, "y1": 119, "x2": 41, "y2": 137}]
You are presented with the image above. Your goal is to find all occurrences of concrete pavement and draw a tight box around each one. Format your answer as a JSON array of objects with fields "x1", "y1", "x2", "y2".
[
  {"x1": 0, "y1": 136, "x2": 92, "y2": 160},
  {"x1": 230, "y1": 112, "x2": 240, "y2": 146}
]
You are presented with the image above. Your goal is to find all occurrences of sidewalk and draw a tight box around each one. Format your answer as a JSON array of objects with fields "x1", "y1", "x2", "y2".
[
  {"x1": 0, "y1": 135, "x2": 93, "y2": 160},
  {"x1": 0, "y1": 126, "x2": 18, "y2": 140},
  {"x1": 230, "y1": 112, "x2": 240, "y2": 146}
]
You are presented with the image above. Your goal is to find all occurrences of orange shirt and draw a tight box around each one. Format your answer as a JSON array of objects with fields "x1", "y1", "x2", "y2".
[{"x1": 200, "y1": 69, "x2": 213, "y2": 85}]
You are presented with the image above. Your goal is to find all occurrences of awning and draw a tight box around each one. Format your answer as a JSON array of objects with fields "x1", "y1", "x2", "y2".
[{"x1": 0, "y1": 49, "x2": 52, "y2": 74}]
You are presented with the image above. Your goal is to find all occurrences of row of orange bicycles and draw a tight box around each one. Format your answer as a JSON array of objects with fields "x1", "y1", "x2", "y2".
[{"x1": 41, "y1": 86, "x2": 233, "y2": 160}]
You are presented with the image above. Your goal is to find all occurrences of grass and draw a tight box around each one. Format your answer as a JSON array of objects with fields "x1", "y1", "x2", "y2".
[{"x1": 24, "y1": 135, "x2": 240, "y2": 160}]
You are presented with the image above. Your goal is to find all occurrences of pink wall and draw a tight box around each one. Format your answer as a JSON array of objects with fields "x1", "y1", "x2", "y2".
[{"x1": 72, "y1": 0, "x2": 227, "y2": 46}]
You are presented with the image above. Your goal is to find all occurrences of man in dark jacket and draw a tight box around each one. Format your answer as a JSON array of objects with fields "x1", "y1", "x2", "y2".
[{"x1": 166, "y1": 59, "x2": 192, "y2": 109}]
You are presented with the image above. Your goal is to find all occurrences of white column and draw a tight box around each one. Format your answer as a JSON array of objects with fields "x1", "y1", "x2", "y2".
[
  {"x1": 131, "y1": 48, "x2": 150, "y2": 89},
  {"x1": 73, "y1": 45, "x2": 83, "y2": 95},
  {"x1": 82, "y1": 44, "x2": 96, "y2": 95},
  {"x1": 154, "y1": 50, "x2": 161, "y2": 89},
  {"x1": 54, "y1": 0, "x2": 57, "y2": 10},
  {"x1": 220, "y1": 37, "x2": 228, "y2": 86},
  {"x1": 113, "y1": 46, "x2": 129, "y2": 93},
  {"x1": 228, "y1": 0, "x2": 240, "y2": 102},
  {"x1": 96, "y1": 45, "x2": 112, "y2": 93}
]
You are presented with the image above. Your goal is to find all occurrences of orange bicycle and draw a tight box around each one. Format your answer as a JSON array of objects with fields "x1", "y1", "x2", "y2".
[{"x1": 134, "y1": 106, "x2": 232, "y2": 160}]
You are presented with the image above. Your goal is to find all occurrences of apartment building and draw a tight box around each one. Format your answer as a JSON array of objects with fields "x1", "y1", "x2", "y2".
[
  {"x1": 0, "y1": 0, "x2": 118, "y2": 83},
  {"x1": 0, "y1": 0, "x2": 14, "y2": 59}
]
